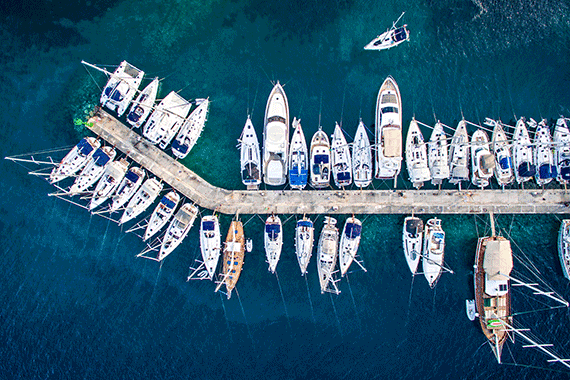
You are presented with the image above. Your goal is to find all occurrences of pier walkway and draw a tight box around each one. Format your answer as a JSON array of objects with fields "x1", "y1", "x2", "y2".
[{"x1": 87, "y1": 109, "x2": 570, "y2": 215}]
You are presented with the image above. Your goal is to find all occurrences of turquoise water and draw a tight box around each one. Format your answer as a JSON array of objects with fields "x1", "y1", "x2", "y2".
[{"x1": 2, "y1": 1, "x2": 570, "y2": 379}]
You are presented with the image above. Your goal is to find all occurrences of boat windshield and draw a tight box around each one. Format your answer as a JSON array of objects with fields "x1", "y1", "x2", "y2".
[{"x1": 393, "y1": 27, "x2": 408, "y2": 42}]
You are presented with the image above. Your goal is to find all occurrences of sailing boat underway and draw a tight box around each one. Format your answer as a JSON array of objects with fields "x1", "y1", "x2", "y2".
[
  {"x1": 295, "y1": 217, "x2": 314, "y2": 275},
  {"x1": 262, "y1": 82, "x2": 289, "y2": 186},
  {"x1": 309, "y1": 128, "x2": 331, "y2": 188},
  {"x1": 364, "y1": 12, "x2": 410, "y2": 51},
  {"x1": 289, "y1": 118, "x2": 309, "y2": 189},
  {"x1": 317, "y1": 217, "x2": 340, "y2": 294},
  {"x1": 352, "y1": 120, "x2": 373, "y2": 188},
  {"x1": 405, "y1": 118, "x2": 430, "y2": 189},
  {"x1": 264, "y1": 214, "x2": 283, "y2": 273},
  {"x1": 375, "y1": 76, "x2": 402, "y2": 184},
  {"x1": 331, "y1": 123, "x2": 353, "y2": 188},
  {"x1": 239, "y1": 116, "x2": 261, "y2": 188}
]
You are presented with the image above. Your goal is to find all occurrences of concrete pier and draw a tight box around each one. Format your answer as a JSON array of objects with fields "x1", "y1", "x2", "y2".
[{"x1": 87, "y1": 108, "x2": 570, "y2": 215}]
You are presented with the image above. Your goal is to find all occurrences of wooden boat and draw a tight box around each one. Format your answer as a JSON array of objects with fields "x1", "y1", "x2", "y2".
[
  {"x1": 422, "y1": 218, "x2": 445, "y2": 288},
  {"x1": 126, "y1": 77, "x2": 159, "y2": 128},
  {"x1": 331, "y1": 123, "x2": 352, "y2": 188},
  {"x1": 262, "y1": 82, "x2": 289, "y2": 186},
  {"x1": 471, "y1": 129, "x2": 494, "y2": 189},
  {"x1": 218, "y1": 220, "x2": 245, "y2": 299},
  {"x1": 558, "y1": 219, "x2": 570, "y2": 280},
  {"x1": 512, "y1": 117, "x2": 535, "y2": 184},
  {"x1": 448, "y1": 120, "x2": 470, "y2": 186},
  {"x1": 405, "y1": 118, "x2": 430, "y2": 189},
  {"x1": 402, "y1": 216, "x2": 423, "y2": 275},
  {"x1": 295, "y1": 217, "x2": 314, "y2": 276},
  {"x1": 339, "y1": 216, "x2": 362, "y2": 277},
  {"x1": 264, "y1": 214, "x2": 283, "y2": 273},
  {"x1": 352, "y1": 120, "x2": 372, "y2": 188},
  {"x1": 375, "y1": 76, "x2": 402, "y2": 183},
  {"x1": 309, "y1": 128, "x2": 331, "y2": 188},
  {"x1": 428, "y1": 121, "x2": 450, "y2": 185},
  {"x1": 289, "y1": 118, "x2": 309, "y2": 189},
  {"x1": 49, "y1": 137, "x2": 101, "y2": 184},
  {"x1": 364, "y1": 12, "x2": 410, "y2": 51}
]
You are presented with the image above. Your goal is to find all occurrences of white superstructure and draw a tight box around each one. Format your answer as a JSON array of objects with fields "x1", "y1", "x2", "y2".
[
  {"x1": 428, "y1": 121, "x2": 450, "y2": 185},
  {"x1": 69, "y1": 146, "x2": 116, "y2": 194},
  {"x1": 405, "y1": 118, "x2": 430, "y2": 189},
  {"x1": 119, "y1": 178, "x2": 163, "y2": 225},
  {"x1": 262, "y1": 82, "x2": 289, "y2": 186},
  {"x1": 172, "y1": 98, "x2": 210, "y2": 159},
  {"x1": 264, "y1": 214, "x2": 283, "y2": 273},
  {"x1": 126, "y1": 77, "x2": 159, "y2": 128},
  {"x1": 375, "y1": 76, "x2": 402, "y2": 183},
  {"x1": 352, "y1": 120, "x2": 372, "y2": 188}
]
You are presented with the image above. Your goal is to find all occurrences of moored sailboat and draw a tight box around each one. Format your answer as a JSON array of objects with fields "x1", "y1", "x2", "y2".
[
  {"x1": 157, "y1": 203, "x2": 198, "y2": 261},
  {"x1": 534, "y1": 118, "x2": 557, "y2": 186},
  {"x1": 423, "y1": 218, "x2": 445, "y2": 288},
  {"x1": 262, "y1": 82, "x2": 289, "y2": 186},
  {"x1": 217, "y1": 219, "x2": 245, "y2": 299},
  {"x1": 331, "y1": 123, "x2": 352, "y2": 188},
  {"x1": 448, "y1": 120, "x2": 470, "y2": 187},
  {"x1": 143, "y1": 190, "x2": 180, "y2": 241},
  {"x1": 89, "y1": 158, "x2": 129, "y2": 210},
  {"x1": 172, "y1": 98, "x2": 210, "y2": 159},
  {"x1": 49, "y1": 137, "x2": 101, "y2": 184},
  {"x1": 289, "y1": 118, "x2": 309, "y2": 189},
  {"x1": 490, "y1": 120, "x2": 514, "y2": 187},
  {"x1": 471, "y1": 129, "x2": 494, "y2": 189},
  {"x1": 317, "y1": 216, "x2": 340, "y2": 294},
  {"x1": 553, "y1": 117, "x2": 570, "y2": 184},
  {"x1": 239, "y1": 116, "x2": 261, "y2": 188},
  {"x1": 558, "y1": 219, "x2": 570, "y2": 280},
  {"x1": 97, "y1": 61, "x2": 145, "y2": 117},
  {"x1": 428, "y1": 121, "x2": 450, "y2": 186},
  {"x1": 264, "y1": 214, "x2": 283, "y2": 273},
  {"x1": 339, "y1": 216, "x2": 362, "y2": 277},
  {"x1": 126, "y1": 77, "x2": 159, "y2": 128},
  {"x1": 295, "y1": 217, "x2": 314, "y2": 276},
  {"x1": 309, "y1": 128, "x2": 331, "y2": 188},
  {"x1": 405, "y1": 118, "x2": 430, "y2": 189},
  {"x1": 143, "y1": 91, "x2": 192, "y2": 149},
  {"x1": 200, "y1": 214, "x2": 221, "y2": 280},
  {"x1": 119, "y1": 178, "x2": 163, "y2": 225},
  {"x1": 375, "y1": 76, "x2": 402, "y2": 184},
  {"x1": 352, "y1": 120, "x2": 372, "y2": 188},
  {"x1": 69, "y1": 146, "x2": 116, "y2": 194},
  {"x1": 110, "y1": 166, "x2": 145, "y2": 212},
  {"x1": 402, "y1": 216, "x2": 423, "y2": 275},
  {"x1": 512, "y1": 117, "x2": 536, "y2": 184}
]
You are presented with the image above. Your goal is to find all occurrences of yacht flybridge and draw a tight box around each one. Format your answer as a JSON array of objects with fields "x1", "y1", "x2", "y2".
[
  {"x1": 263, "y1": 82, "x2": 289, "y2": 186},
  {"x1": 375, "y1": 76, "x2": 402, "y2": 185}
]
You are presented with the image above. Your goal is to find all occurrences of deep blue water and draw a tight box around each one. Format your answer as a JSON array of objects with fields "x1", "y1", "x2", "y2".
[{"x1": 2, "y1": 1, "x2": 570, "y2": 379}]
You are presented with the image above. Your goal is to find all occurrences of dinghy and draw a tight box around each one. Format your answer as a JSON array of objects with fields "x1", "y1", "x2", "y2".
[
  {"x1": 295, "y1": 217, "x2": 314, "y2": 276},
  {"x1": 309, "y1": 128, "x2": 331, "y2": 188},
  {"x1": 262, "y1": 82, "x2": 289, "y2": 186},
  {"x1": 331, "y1": 123, "x2": 353, "y2": 188},
  {"x1": 428, "y1": 121, "x2": 450, "y2": 185},
  {"x1": 289, "y1": 118, "x2": 309, "y2": 189},
  {"x1": 239, "y1": 116, "x2": 261, "y2": 188},
  {"x1": 50, "y1": 137, "x2": 101, "y2": 184},
  {"x1": 172, "y1": 98, "x2": 210, "y2": 159},
  {"x1": 375, "y1": 76, "x2": 402, "y2": 183},
  {"x1": 264, "y1": 214, "x2": 283, "y2": 273},
  {"x1": 352, "y1": 120, "x2": 373, "y2": 188},
  {"x1": 69, "y1": 146, "x2": 116, "y2": 194},
  {"x1": 339, "y1": 216, "x2": 362, "y2": 277},
  {"x1": 143, "y1": 191, "x2": 180, "y2": 241},
  {"x1": 448, "y1": 120, "x2": 470, "y2": 186},
  {"x1": 405, "y1": 118, "x2": 430, "y2": 189},
  {"x1": 126, "y1": 77, "x2": 159, "y2": 128},
  {"x1": 512, "y1": 117, "x2": 535, "y2": 184}
]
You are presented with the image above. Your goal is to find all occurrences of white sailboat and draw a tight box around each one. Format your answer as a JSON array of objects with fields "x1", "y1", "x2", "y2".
[
  {"x1": 471, "y1": 129, "x2": 494, "y2": 189},
  {"x1": 553, "y1": 117, "x2": 570, "y2": 184},
  {"x1": 172, "y1": 98, "x2": 210, "y2": 159},
  {"x1": 534, "y1": 118, "x2": 557, "y2": 186},
  {"x1": 157, "y1": 203, "x2": 198, "y2": 261},
  {"x1": 199, "y1": 214, "x2": 221, "y2": 280},
  {"x1": 375, "y1": 76, "x2": 402, "y2": 184},
  {"x1": 143, "y1": 91, "x2": 192, "y2": 149},
  {"x1": 126, "y1": 77, "x2": 159, "y2": 128},
  {"x1": 558, "y1": 219, "x2": 570, "y2": 280},
  {"x1": 428, "y1": 121, "x2": 450, "y2": 185},
  {"x1": 262, "y1": 82, "x2": 289, "y2": 186},
  {"x1": 512, "y1": 117, "x2": 535, "y2": 184},
  {"x1": 448, "y1": 120, "x2": 470, "y2": 186},
  {"x1": 331, "y1": 123, "x2": 353, "y2": 188},
  {"x1": 264, "y1": 214, "x2": 283, "y2": 273},
  {"x1": 119, "y1": 178, "x2": 163, "y2": 225},
  {"x1": 95, "y1": 60, "x2": 145, "y2": 117},
  {"x1": 109, "y1": 166, "x2": 145, "y2": 212},
  {"x1": 402, "y1": 216, "x2": 423, "y2": 275},
  {"x1": 405, "y1": 118, "x2": 430, "y2": 189},
  {"x1": 364, "y1": 12, "x2": 410, "y2": 51},
  {"x1": 317, "y1": 216, "x2": 340, "y2": 294},
  {"x1": 295, "y1": 217, "x2": 314, "y2": 276},
  {"x1": 239, "y1": 116, "x2": 261, "y2": 188},
  {"x1": 49, "y1": 137, "x2": 101, "y2": 184},
  {"x1": 422, "y1": 218, "x2": 445, "y2": 288},
  {"x1": 288, "y1": 117, "x2": 309, "y2": 189},
  {"x1": 143, "y1": 191, "x2": 180, "y2": 241},
  {"x1": 352, "y1": 120, "x2": 373, "y2": 188},
  {"x1": 69, "y1": 146, "x2": 116, "y2": 194},
  {"x1": 309, "y1": 128, "x2": 331, "y2": 189},
  {"x1": 89, "y1": 158, "x2": 129, "y2": 210},
  {"x1": 339, "y1": 216, "x2": 362, "y2": 277},
  {"x1": 490, "y1": 120, "x2": 514, "y2": 187}
]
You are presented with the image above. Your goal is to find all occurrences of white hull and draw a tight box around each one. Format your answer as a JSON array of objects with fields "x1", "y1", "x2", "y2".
[
  {"x1": 491, "y1": 121, "x2": 514, "y2": 186},
  {"x1": 339, "y1": 217, "x2": 362, "y2": 277},
  {"x1": 100, "y1": 61, "x2": 144, "y2": 117},
  {"x1": 289, "y1": 118, "x2": 309, "y2": 189},
  {"x1": 126, "y1": 77, "x2": 159, "y2": 128},
  {"x1": 89, "y1": 158, "x2": 129, "y2": 210},
  {"x1": 239, "y1": 116, "x2": 261, "y2": 187},
  {"x1": 309, "y1": 129, "x2": 331, "y2": 188},
  {"x1": 295, "y1": 217, "x2": 314, "y2": 275},
  {"x1": 534, "y1": 119, "x2": 556, "y2": 186},
  {"x1": 375, "y1": 76, "x2": 402, "y2": 180},
  {"x1": 158, "y1": 203, "x2": 198, "y2": 261},
  {"x1": 144, "y1": 191, "x2": 180, "y2": 241},
  {"x1": 50, "y1": 137, "x2": 101, "y2": 183},
  {"x1": 264, "y1": 215, "x2": 283, "y2": 273},
  {"x1": 428, "y1": 121, "x2": 450, "y2": 185},
  {"x1": 403, "y1": 216, "x2": 423, "y2": 275},
  {"x1": 262, "y1": 82, "x2": 289, "y2": 186},
  {"x1": 423, "y1": 218, "x2": 445, "y2": 288},
  {"x1": 119, "y1": 178, "x2": 163, "y2": 225},
  {"x1": 364, "y1": 24, "x2": 409, "y2": 50},
  {"x1": 110, "y1": 167, "x2": 145, "y2": 212},
  {"x1": 558, "y1": 219, "x2": 570, "y2": 280},
  {"x1": 405, "y1": 118, "x2": 430, "y2": 189},
  {"x1": 317, "y1": 217, "x2": 340, "y2": 294},
  {"x1": 554, "y1": 118, "x2": 570, "y2": 184},
  {"x1": 471, "y1": 129, "x2": 494, "y2": 189},
  {"x1": 352, "y1": 120, "x2": 372, "y2": 188},
  {"x1": 200, "y1": 215, "x2": 221, "y2": 280},
  {"x1": 512, "y1": 118, "x2": 535, "y2": 184},
  {"x1": 448, "y1": 120, "x2": 470, "y2": 185},
  {"x1": 143, "y1": 91, "x2": 191, "y2": 148},
  {"x1": 69, "y1": 146, "x2": 116, "y2": 194},
  {"x1": 172, "y1": 98, "x2": 210, "y2": 159},
  {"x1": 331, "y1": 123, "x2": 352, "y2": 188}
]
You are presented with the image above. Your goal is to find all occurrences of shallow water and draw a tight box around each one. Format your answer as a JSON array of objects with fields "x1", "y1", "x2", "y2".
[{"x1": 2, "y1": 1, "x2": 570, "y2": 379}]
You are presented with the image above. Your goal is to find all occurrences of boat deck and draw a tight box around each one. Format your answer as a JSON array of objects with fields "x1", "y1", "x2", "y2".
[{"x1": 87, "y1": 108, "x2": 570, "y2": 215}]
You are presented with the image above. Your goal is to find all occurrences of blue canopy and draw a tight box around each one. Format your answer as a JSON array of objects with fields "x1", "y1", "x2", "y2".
[
  {"x1": 171, "y1": 139, "x2": 188, "y2": 154},
  {"x1": 125, "y1": 170, "x2": 140, "y2": 183},
  {"x1": 345, "y1": 222, "x2": 362, "y2": 239},
  {"x1": 160, "y1": 196, "x2": 176, "y2": 209},
  {"x1": 290, "y1": 169, "x2": 308, "y2": 187},
  {"x1": 92, "y1": 148, "x2": 110, "y2": 166},
  {"x1": 561, "y1": 167, "x2": 570, "y2": 181},
  {"x1": 202, "y1": 221, "x2": 215, "y2": 231},
  {"x1": 518, "y1": 162, "x2": 536, "y2": 178},
  {"x1": 315, "y1": 155, "x2": 329, "y2": 164},
  {"x1": 127, "y1": 106, "x2": 143, "y2": 123},
  {"x1": 110, "y1": 90, "x2": 124, "y2": 102},
  {"x1": 265, "y1": 223, "x2": 281, "y2": 235},
  {"x1": 337, "y1": 171, "x2": 351, "y2": 182},
  {"x1": 499, "y1": 156, "x2": 512, "y2": 170},
  {"x1": 539, "y1": 164, "x2": 557, "y2": 179},
  {"x1": 433, "y1": 232, "x2": 445, "y2": 242},
  {"x1": 77, "y1": 138, "x2": 94, "y2": 156},
  {"x1": 297, "y1": 220, "x2": 313, "y2": 228}
]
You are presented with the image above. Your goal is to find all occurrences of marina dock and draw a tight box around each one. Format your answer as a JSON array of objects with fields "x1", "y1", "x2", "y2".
[{"x1": 88, "y1": 108, "x2": 570, "y2": 215}]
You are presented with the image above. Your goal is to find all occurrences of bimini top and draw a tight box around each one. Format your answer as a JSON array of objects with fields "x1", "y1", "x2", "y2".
[
  {"x1": 125, "y1": 169, "x2": 141, "y2": 183},
  {"x1": 315, "y1": 154, "x2": 329, "y2": 164},
  {"x1": 483, "y1": 240, "x2": 513, "y2": 281},
  {"x1": 345, "y1": 222, "x2": 362, "y2": 239},
  {"x1": 160, "y1": 196, "x2": 176, "y2": 209},
  {"x1": 297, "y1": 220, "x2": 313, "y2": 228},
  {"x1": 78, "y1": 138, "x2": 94, "y2": 155},
  {"x1": 202, "y1": 220, "x2": 215, "y2": 231},
  {"x1": 93, "y1": 148, "x2": 111, "y2": 166},
  {"x1": 290, "y1": 168, "x2": 308, "y2": 187},
  {"x1": 539, "y1": 164, "x2": 557, "y2": 179},
  {"x1": 405, "y1": 218, "x2": 423, "y2": 236}
]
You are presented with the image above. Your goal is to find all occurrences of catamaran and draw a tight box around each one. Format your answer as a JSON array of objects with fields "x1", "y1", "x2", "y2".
[
  {"x1": 428, "y1": 121, "x2": 450, "y2": 186},
  {"x1": 50, "y1": 137, "x2": 101, "y2": 184},
  {"x1": 143, "y1": 91, "x2": 192, "y2": 149},
  {"x1": 199, "y1": 214, "x2": 221, "y2": 280},
  {"x1": 471, "y1": 129, "x2": 494, "y2": 189},
  {"x1": 352, "y1": 120, "x2": 372, "y2": 188},
  {"x1": 92, "y1": 60, "x2": 144, "y2": 117},
  {"x1": 403, "y1": 216, "x2": 423, "y2": 275},
  {"x1": 490, "y1": 120, "x2": 514, "y2": 187},
  {"x1": 119, "y1": 178, "x2": 163, "y2": 225},
  {"x1": 448, "y1": 120, "x2": 470, "y2": 187},
  {"x1": 143, "y1": 190, "x2": 180, "y2": 241},
  {"x1": 157, "y1": 203, "x2": 198, "y2": 261},
  {"x1": 109, "y1": 166, "x2": 145, "y2": 212},
  {"x1": 339, "y1": 216, "x2": 362, "y2": 277},
  {"x1": 423, "y1": 218, "x2": 445, "y2": 288},
  {"x1": 126, "y1": 77, "x2": 159, "y2": 129},
  {"x1": 364, "y1": 12, "x2": 410, "y2": 51},
  {"x1": 534, "y1": 118, "x2": 557, "y2": 186},
  {"x1": 289, "y1": 117, "x2": 309, "y2": 189},
  {"x1": 217, "y1": 219, "x2": 245, "y2": 299},
  {"x1": 172, "y1": 98, "x2": 210, "y2": 159},
  {"x1": 553, "y1": 117, "x2": 570, "y2": 184},
  {"x1": 512, "y1": 117, "x2": 536, "y2": 184},
  {"x1": 405, "y1": 118, "x2": 430, "y2": 189},
  {"x1": 375, "y1": 76, "x2": 402, "y2": 184},
  {"x1": 239, "y1": 116, "x2": 261, "y2": 188},
  {"x1": 295, "y1": 217, "x2": 314, "y2": 276},
  {"x1": 89, "y1": 158, "x2": 129, "y2": 210},
  {"x1": 262, "y1": 82, "x2": 289, "y2": 186},
  {"x1": 558, "y1": 219, "x2": 570, "y2": 280},
  {"x1": 331, "y1": 123, "x2": 353, "y2": 188},
  {"x1": 69, "y1": 146, "x2": 116, "y2": 194},
  {"x1": 309, "y1": 128, "x2": 331, "y2": 188},
  {"x1": 317, "y1": 216, "x2": 340, "y2": 294},
  {"x1": 264, "y1": 214, "x2": 283, "y2": 273}
]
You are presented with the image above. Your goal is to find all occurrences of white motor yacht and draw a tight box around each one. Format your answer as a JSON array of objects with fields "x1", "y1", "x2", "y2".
[
  {"x1": 534, "y1": 119, "x2": 557, "y2": 186},
  {"x1": 375, "y1": 76, "x2": 402, "y2": 183},
  {"x1": 554, "y1": 117, "x2": 570, "y2": 184},
  {"x1": 558, "y1": 219, "x2": 570, "y2": 280},
  {"x1": 490, "y1": 120, "x2": 514, "y2": 186},
  {"x1": 262, "y1": 82, "x2": 289, "y2": 186}
]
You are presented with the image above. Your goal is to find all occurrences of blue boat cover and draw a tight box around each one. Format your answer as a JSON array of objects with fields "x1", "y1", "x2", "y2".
[
  {"x1": 265, "y1": 223, "x2": 281, "y2": 235},
  {"x1": 127, "y1": 107, "x2": 142, "y2": 123},
  {"x1": 290, "y1": 168, "x2": 308, "y2": 187},
  {"x1": 561, "y1": 166, "x2": 570, "y2": 181},
  {"x1": 433, "y1": 232, "x2": 445, "y2": 242},
  {"x1": 125, "y1": 170, "x2": 140, "y2": 183},
  {"x1": 338, "y1": 172, "x2": 351, "y2": 182},
  {"x1": 160, "y1": 196, "x2": 176, "y2": 209},
  {"x1": 539, "y1": 164, "x2": 557, "y2": 179},
  {"x1": 297, "y1": 220, "x2": 313, "y2": 228},
  {"x1": 518, "y1": 162, "x2": 536, "y2": 177},
  {"x1": 315, "y1": 155, "x2": 329, "y2": 164},
  {"x1": 202, "y1": 221, "x2": 215, "y2": 231},
  {"x1": 92, "y1": 149, "x2": 110, "y2": 166},
  {"x1": 77, "y1": 138, "x2": 94, "y2": 156},
  {"x1": 110, "y1": 90, "x2": 124, "y2": 102},
  {"x1": 171, "y1": 139, "x2": 189, "y2": 154},
  {"x1": 394, "y1": 27, "x2": 408, "y2": 42},
  {"x1": 345, "y1": 222, "x2": 362, "y2": 239},
  {"x1": 499, "y1": 156, "x2": 512, "y2": 170}
]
